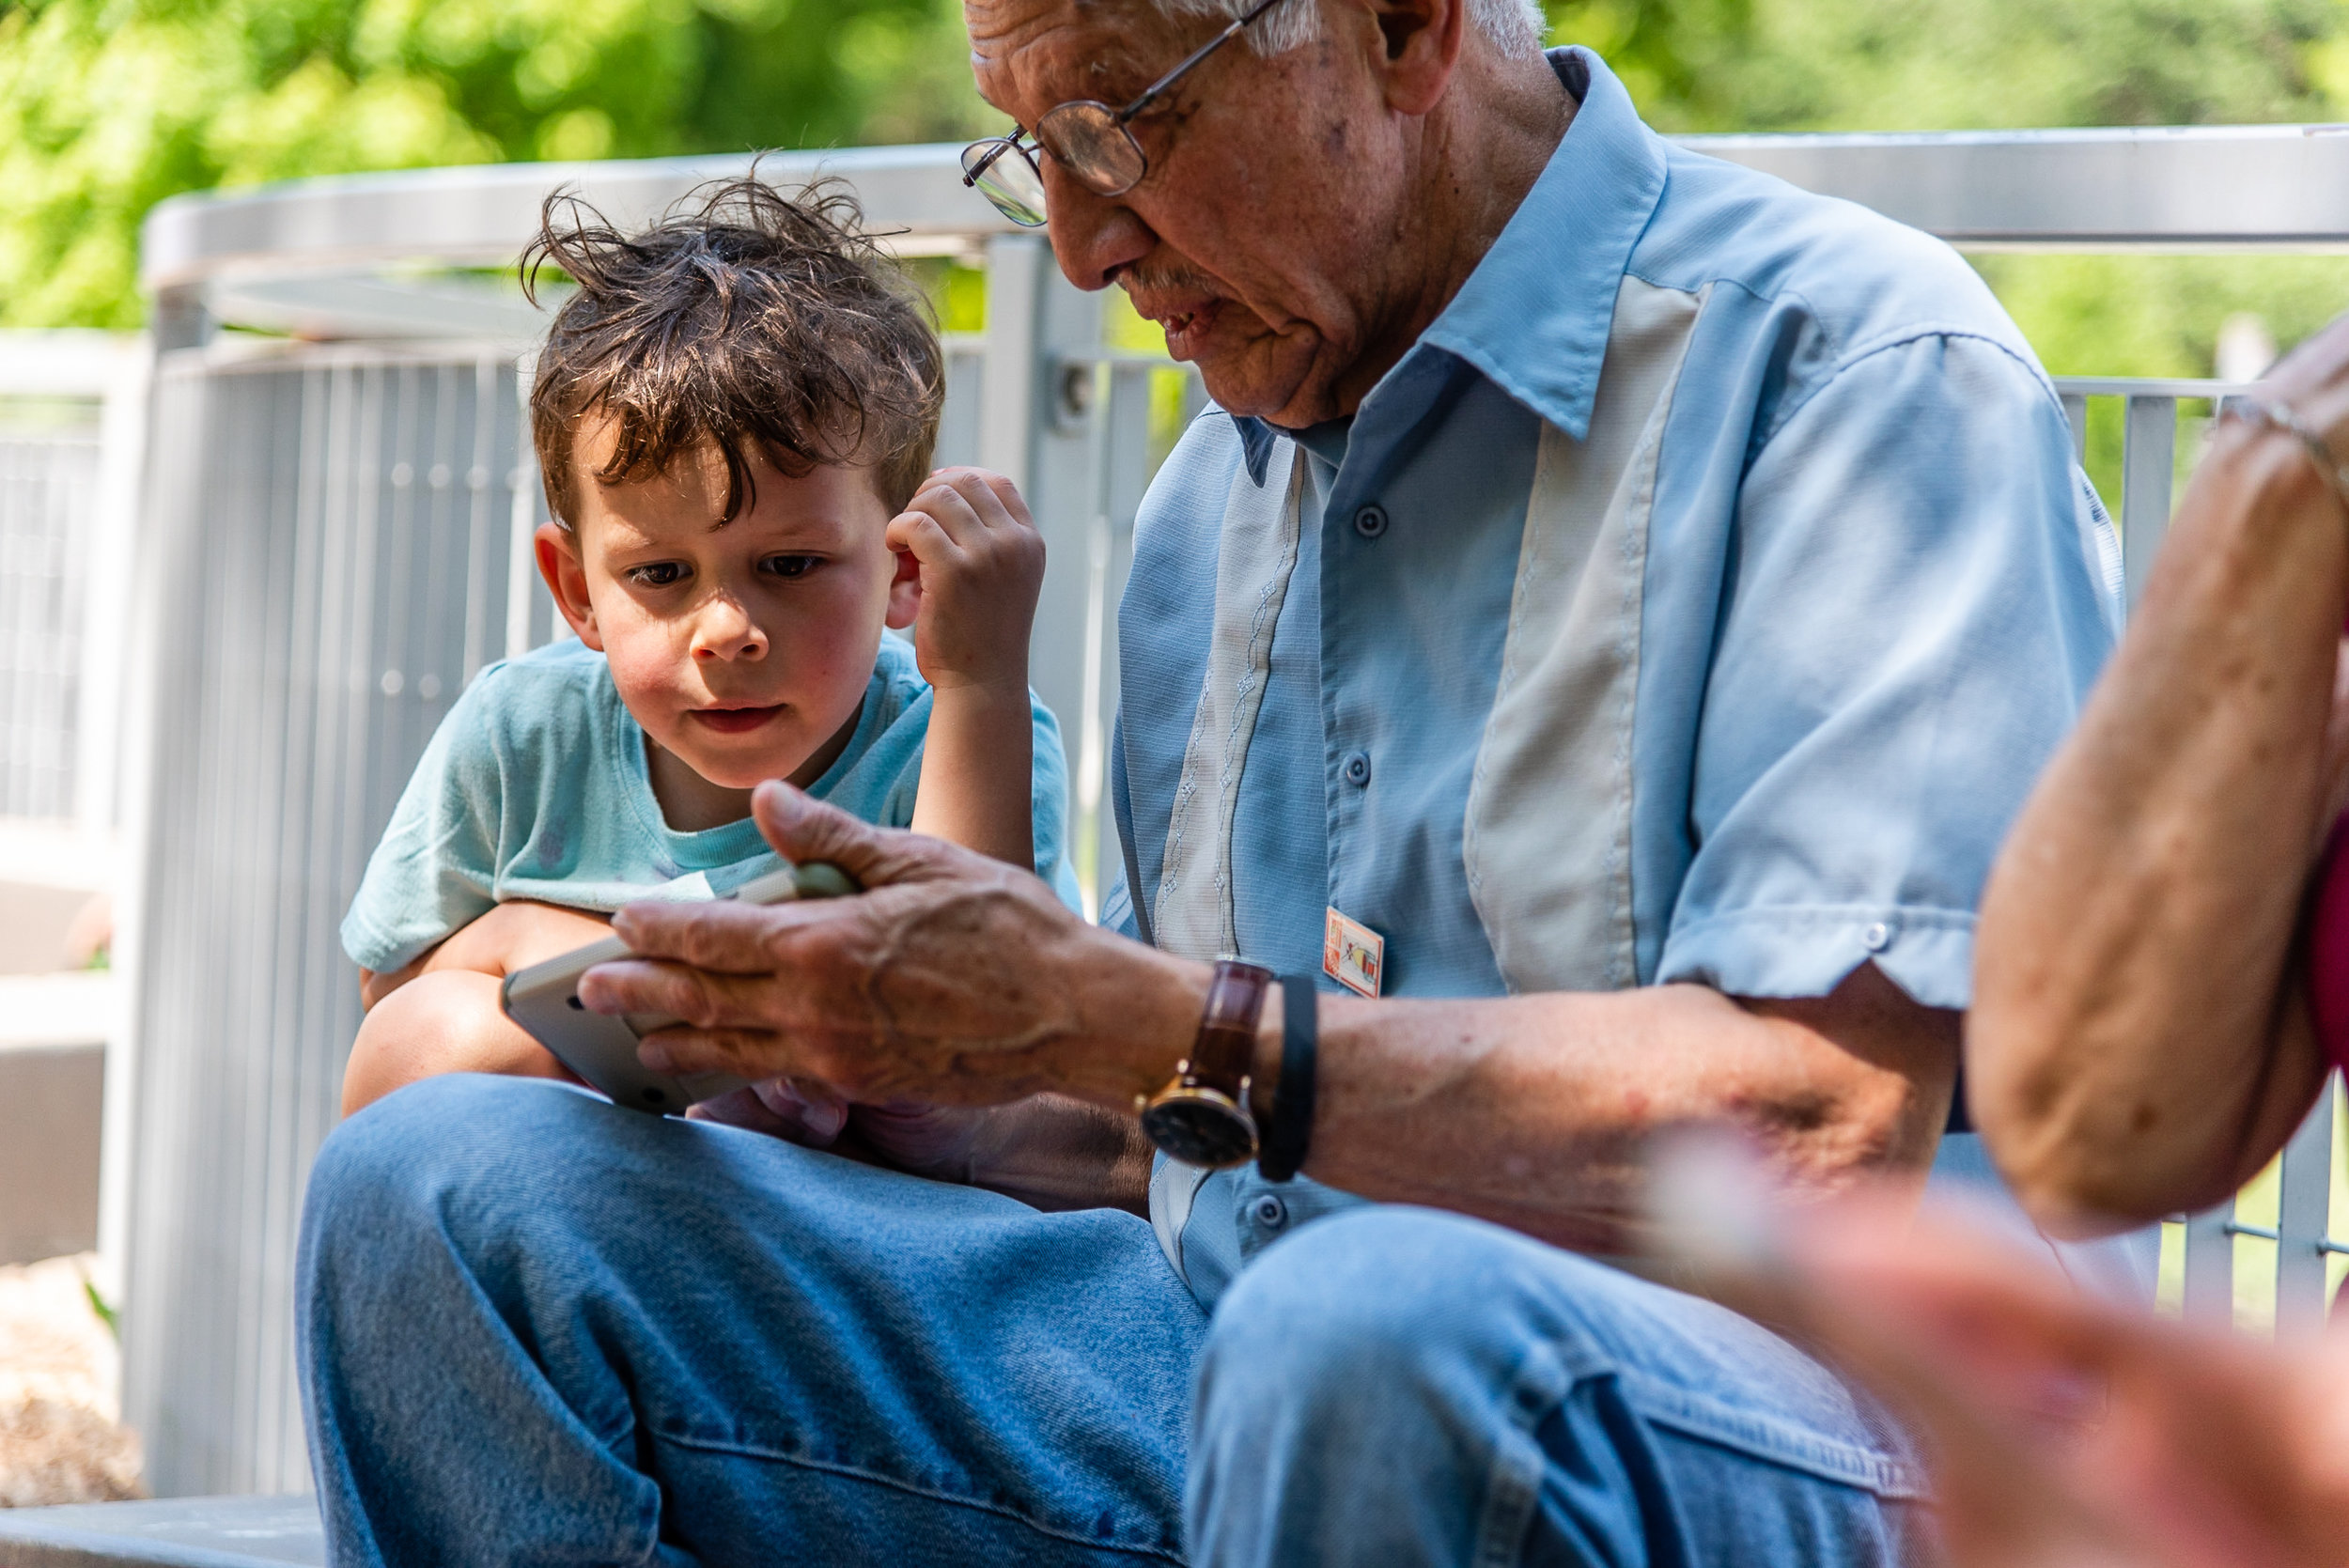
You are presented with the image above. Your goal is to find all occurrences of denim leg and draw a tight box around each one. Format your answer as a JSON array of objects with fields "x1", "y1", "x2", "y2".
[
  {"x1": 297, "y1": 1075, "x2": 1206, "y2": 1568},
  {"x1": 1188, "y1": 1207, "x2": 1931, "y2": 1568}
]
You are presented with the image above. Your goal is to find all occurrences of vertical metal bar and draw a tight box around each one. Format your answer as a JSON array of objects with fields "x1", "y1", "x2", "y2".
[
  {"x1": 2183, "y1": 1200, "x2": 2235, "y2": 1324},
  {"x1": 463, "y1": 359, "x2": 497, "y2": 684},
  {"x1": 1010, "y1": 267, "x2": 1108, "y2": 760},
  {"x1": 2060, "y1": 393, "x2": 2089, "y2": 465},
  {"x1": 75, "y1": 342, "x2": 151, "y2": 839},
  {"x1": 245, "y1": 365, "x2": 305, "y2": 1491},
  {"x1": 2120, "y1": 396, "x2": 2177, "y2": 612},
  {"x1": 254, "y1": 360, "x2": 330, "y2": 1491},
  {"x1": 506, "y1": 356, "x2": 539, "y2": 660},
  {"x1": 936, "y1": 340, "x2": 986, "y2": 470},
  {"x1": 2277, "y1": 1072, "x2": 2338, "y2": 1339},
  {"x1": 975, "y1": 235, "x2": 1044, "y2": 493},
  {"x1": 1179, "y1": 368, "x2": 1210, "y2": 430}
]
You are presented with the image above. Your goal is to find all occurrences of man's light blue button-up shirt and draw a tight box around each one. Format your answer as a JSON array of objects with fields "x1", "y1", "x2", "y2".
[{"x1": 1106, "y1": 47, "x2": 2121, "y2": 1306}]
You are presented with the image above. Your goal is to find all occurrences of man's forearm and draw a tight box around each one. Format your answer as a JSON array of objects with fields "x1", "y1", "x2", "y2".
[
  {"x1": 1050, "y1": 954, "x2": 1952, "y2": 1253},
  {"x1": 1971, "y1": 427, "x2": 2343, "y2": 1233},
  {"x1": 1241, "y1": 965, "x2": 1952, "y2": 1252}
]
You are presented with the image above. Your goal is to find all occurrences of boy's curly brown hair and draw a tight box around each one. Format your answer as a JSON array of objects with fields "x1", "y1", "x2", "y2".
[{"x1": 523, "y1": 176, "x2": 943, "y2": 528}]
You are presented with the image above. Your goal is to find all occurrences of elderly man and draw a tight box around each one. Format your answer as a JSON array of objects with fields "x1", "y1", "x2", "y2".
[{"x1": 296, "y1": 0, "x2": 2116, "y2": 1560}]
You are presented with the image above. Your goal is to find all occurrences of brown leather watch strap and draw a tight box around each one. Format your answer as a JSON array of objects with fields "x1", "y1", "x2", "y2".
[{"x1": 1188, "y1": 960, "x2": 1272, "y2": 1095}]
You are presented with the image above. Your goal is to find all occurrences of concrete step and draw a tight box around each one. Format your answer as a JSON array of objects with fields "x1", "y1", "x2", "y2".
[{"x1": 0, "y1": 1497, "x2": 320, "y2": 1567}]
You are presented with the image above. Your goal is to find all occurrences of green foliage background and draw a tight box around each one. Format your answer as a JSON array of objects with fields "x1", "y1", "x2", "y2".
[{"x1": 4, "y1": 0, "x2": 2347, "y2": 376}]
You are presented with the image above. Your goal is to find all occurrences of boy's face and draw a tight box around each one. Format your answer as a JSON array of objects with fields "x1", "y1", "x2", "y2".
[{"x1": 539, "y1": 417, "x2": 918, "y2": 792}]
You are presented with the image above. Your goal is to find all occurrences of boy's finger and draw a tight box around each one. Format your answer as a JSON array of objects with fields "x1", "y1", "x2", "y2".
[
  {"x1": 887, "y1": 505, "x2": 961, "y2": 561},
  {"x1": 931, "y1": 467, "x2": 1033, "y2": 528},
  {"x1": 929, "y1": 469, "x2": 1023, "y2": 532},
  {"x1": 974, "y1": 469, "x2": 1033, "y2": 526},
  {"x1": 909, "y1": 482, "x2": 988, "y2": 546}
]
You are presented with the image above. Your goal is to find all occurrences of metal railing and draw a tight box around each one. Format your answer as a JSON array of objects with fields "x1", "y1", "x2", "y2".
[
  {"x1": 87, "y1": 127, "x2": 2349, "y2": 1492},
  {"x1": 0, "y1": 414, "x2": 98, "y2": 819},
  {"x1": 0, "y1": 333, "x2": 148, "y2": 835}
]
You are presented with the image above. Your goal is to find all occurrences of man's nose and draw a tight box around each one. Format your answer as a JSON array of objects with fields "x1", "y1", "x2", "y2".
[
  {"x1": 692, "y1": 595, "x2": 768, "y2": 662},
  {"x1": 1041, "y1": 166, "x2": 1155, "y2": 291}
]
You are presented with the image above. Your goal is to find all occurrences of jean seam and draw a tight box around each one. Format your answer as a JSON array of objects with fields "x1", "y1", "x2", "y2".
[
  {"x1": 648, "y1": 1427, "x2": 1187, "y2": 1564},
  {"x1": 1620, "y1": 1375, "x2": 1929, "y2": 1499},
  {"x1": 1470, "y1": 1343, "x2": 1573, "y2": 1568}
]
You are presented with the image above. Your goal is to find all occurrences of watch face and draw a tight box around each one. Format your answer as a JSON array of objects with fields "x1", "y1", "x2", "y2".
[{"x1": 1141, "y1": 1089, "x2": 1258, "y2": 1170}]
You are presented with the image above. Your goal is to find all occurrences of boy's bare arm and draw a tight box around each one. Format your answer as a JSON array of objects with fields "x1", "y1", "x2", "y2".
[
  {"x1": 346, "y1": 902, "x2": 614, "y2": 1114},
  {"x1": 890, "y1": 469, "x2": 1046, "y2": 870},
  {"x1": 358, "y1": 901, "x2": 616, "y2": 1010}
]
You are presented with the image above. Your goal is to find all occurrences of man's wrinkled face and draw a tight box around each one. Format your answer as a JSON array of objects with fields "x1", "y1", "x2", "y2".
[{"x1": 968, "y1": 0, "x2": 1408, "y2": 427}]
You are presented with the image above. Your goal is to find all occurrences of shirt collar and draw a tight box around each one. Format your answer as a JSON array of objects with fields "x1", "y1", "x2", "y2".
[
  {"x1": 1416, "y1": 47, "x2": 1667, "y2": 441},
  {"x1": 1230, "y1": 44, "x2": 1666, "y2": 474}
]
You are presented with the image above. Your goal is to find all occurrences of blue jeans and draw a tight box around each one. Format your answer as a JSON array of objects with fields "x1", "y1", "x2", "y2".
[{"x1": 298, "y1": 1077, "x2": 1929, "y2": 1565}]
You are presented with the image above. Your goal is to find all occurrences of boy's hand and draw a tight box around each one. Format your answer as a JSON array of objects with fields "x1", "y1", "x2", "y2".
[{"x1": 886, "y1": 468, "x2": 1044, "y2": 694}]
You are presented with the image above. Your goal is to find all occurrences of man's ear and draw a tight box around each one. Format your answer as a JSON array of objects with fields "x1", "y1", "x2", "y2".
[
  {"x1": 535, "y1": 521, "x2": 605, "y2": 651},
  {"x1": 884, "y1": 547, "x2": 923, "y2": 631},
  {"x1": 1357, "y1": 0, "x2": 1469, "y2": 116}
]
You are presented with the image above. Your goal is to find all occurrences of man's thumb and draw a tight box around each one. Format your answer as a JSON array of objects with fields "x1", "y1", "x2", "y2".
[{"x1": 752, "y1": 780, "x2": 886, "y2": 879}]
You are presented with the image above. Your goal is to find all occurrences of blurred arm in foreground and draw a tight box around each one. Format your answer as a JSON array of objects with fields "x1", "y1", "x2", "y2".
[{"x1": 1773, "y1": 1195, "x2": 2349, "y2": 1568}]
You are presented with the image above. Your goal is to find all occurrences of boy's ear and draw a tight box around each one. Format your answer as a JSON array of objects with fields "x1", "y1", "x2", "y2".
[
  {"x1": 535, "y1": 521, "x2": 604, "y2": 651},
  {"x1": 884, "y1": 547, "x2": 922, "y2": 631}
]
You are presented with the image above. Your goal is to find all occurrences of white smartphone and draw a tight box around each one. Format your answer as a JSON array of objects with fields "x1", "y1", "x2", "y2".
[{"x1": 500, "y1": 860, "x2": 859, "y2": 1116}]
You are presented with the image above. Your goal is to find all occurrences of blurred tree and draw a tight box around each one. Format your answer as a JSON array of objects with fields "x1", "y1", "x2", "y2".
[
  {"x1": 5, "y1": 0, "x2": 2347, "y2": 357},
  {"x1": 1542, "y1": 0, "x2": 2349, "y2": 387},
  {"x1": 1546, "y1": 0, "x2": 2336, "y2": 132},
  {"x1": 0, "y1": 0, "x2": 991, "y2": 327}
]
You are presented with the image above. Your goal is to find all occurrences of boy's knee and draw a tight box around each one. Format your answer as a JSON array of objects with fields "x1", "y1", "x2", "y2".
[{"x1": 340, "y1": 970, "x2": 553, "y2": 1116}]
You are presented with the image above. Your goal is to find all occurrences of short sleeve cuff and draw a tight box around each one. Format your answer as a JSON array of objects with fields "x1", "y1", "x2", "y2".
[
  {"x1": 1654, "y1": 904, "x2": 1975, "y2": 1011},
  {"x1": 339, "y1": 909, "x2": 440, "y2": 977}
]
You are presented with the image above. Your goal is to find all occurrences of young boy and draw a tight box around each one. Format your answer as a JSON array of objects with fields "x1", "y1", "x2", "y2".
[{"x1": 337, "y1": 179, "x2": 1074, "y2": 1119}]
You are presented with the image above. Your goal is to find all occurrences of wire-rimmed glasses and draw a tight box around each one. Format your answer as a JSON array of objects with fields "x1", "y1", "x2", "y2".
[{"x1": 961, "y1": 0, "x2": 1285, "y2": 226}]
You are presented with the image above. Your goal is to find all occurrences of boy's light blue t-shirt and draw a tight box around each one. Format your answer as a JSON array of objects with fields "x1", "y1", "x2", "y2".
[{"x1": 342, "y1": 635, "x2": 1080, "y2": 973}]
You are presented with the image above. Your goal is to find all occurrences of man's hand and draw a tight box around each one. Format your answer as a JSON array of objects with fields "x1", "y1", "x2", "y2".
[
  {"x1": 582, "y1": 782, "x2": 1201, "y2": 1110},
  {"x1": 583, "y1": 781, "x2": 1952, "y2": 1249}
]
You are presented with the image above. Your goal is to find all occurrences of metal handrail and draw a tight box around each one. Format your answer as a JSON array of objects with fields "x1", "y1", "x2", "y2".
[{"x1": 141, "y1": 124, "x2": 2349, "y2": 344}]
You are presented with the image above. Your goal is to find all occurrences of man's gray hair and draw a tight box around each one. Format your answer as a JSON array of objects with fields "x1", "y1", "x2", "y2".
[{"x1": 1150, "y1": 0, "x2": 1548, "y2": 61}]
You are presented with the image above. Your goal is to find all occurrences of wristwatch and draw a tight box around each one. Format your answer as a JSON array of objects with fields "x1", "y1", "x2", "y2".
[{"x1": 1138, "y1": 959, "x2": 1270, "y2": 1169}]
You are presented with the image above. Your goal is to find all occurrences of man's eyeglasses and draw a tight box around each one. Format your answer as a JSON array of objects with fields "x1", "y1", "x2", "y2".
[{"x1": 960, "y1": 0, "x2": 1284, "y2": 226}]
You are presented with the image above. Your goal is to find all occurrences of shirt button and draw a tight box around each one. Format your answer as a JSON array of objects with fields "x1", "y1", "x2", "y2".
[
  {"x1": 1352, "y1": 503, "x2": 1389, "y2": 539},
  {"x1": 1862, "y1": 921, "x2": 1893, "y2": 953},
  {"x1": 1251, "y1": 1194, "x2": 1288, "y2": 1229},
  {"x1": 1343, "y1": 751, "x2": 1372, "y2": 786}
]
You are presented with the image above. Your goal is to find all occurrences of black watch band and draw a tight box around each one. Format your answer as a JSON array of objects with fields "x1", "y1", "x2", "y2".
[{"x1": 1257, "y1": 974, "x2": 1318, "y2": 1182}]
